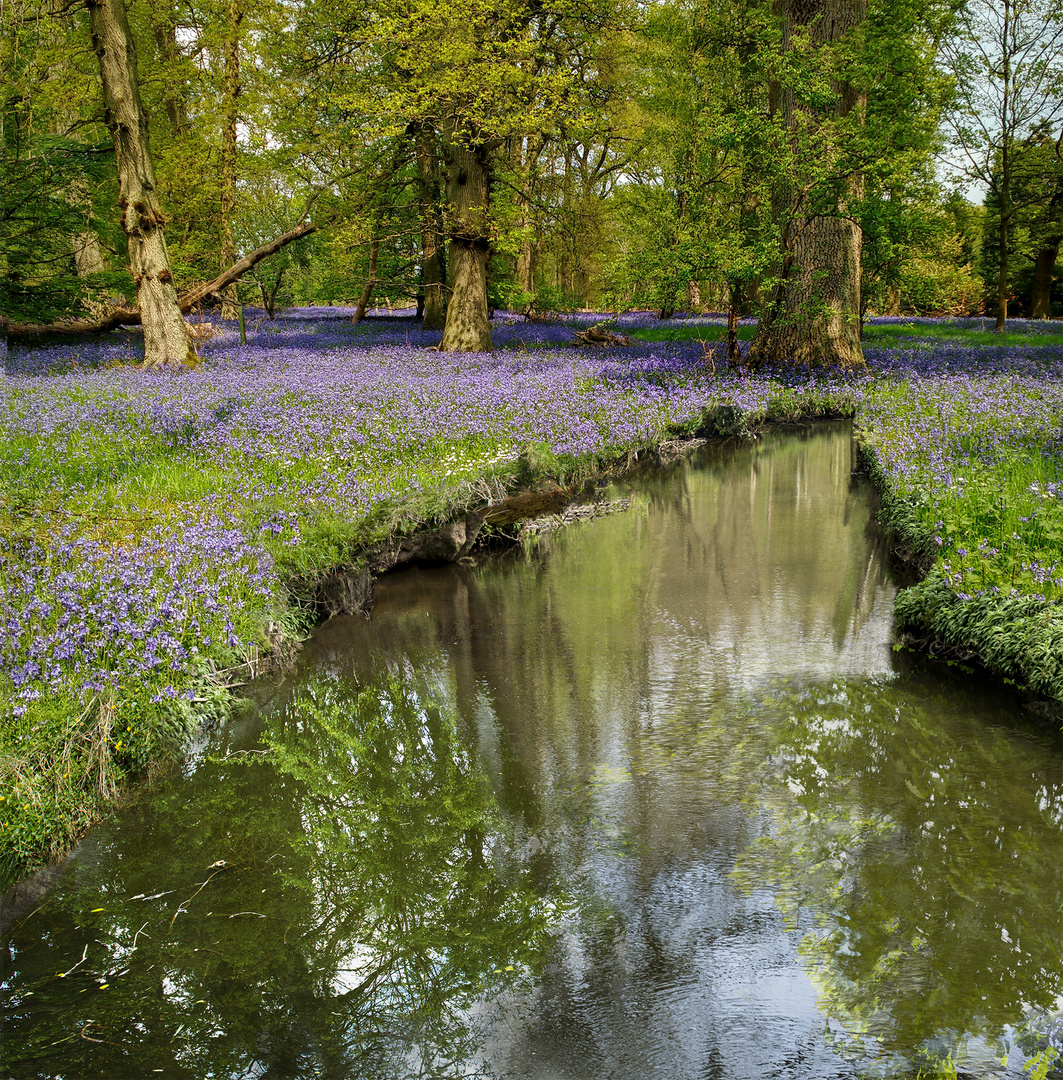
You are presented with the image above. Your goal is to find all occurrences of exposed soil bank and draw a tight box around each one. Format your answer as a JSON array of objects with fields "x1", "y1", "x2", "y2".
[{"x1": 295, "y1": 440, "x2": 704, "y2": 625}]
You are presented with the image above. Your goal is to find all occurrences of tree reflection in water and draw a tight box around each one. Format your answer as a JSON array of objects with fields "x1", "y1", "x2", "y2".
[
  {"x1": 6, "y1": 426, "x2": 1062, "y2": 1080},
  {"x1": 1, "y1": 672, "x2": 564, "y2": 1079},
  {"x1": 729, "y1": 678, "x2": 1063, "y2": 1073}
]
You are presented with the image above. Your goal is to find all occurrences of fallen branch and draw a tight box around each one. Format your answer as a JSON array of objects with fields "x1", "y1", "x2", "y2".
[
  {"x1": 7, "y1": 223, "x2": 317, "y2": 340},
  {"x1": 181, "y1": 222, "x2": 317, "y2": 310},
  {"x1": 572, "y1": 324, "x2": 630, "y2": 347}
]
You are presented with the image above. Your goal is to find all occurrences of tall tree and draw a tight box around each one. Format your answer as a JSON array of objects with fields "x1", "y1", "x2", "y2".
[
  {"x1": 978, "y1": 124, "x2": 1063, "y2": 317},
  {"x1": 413, "y1": 121, "x2": 447, "y2": 329},
  {"x1": 292, "y1": 0, "x2": 620, "y2": 350},
  {"x1": 604, "y1": 0, "x2": 778, "y2": 325},
  {"x1": 743, "y1": 0, "x2": 948, "y2": 365},
  {"x1": 747, "y1": 0, "x2": 868, "y2": 369},
  {"x1": 87, "y1": 0, "x2": 195, "y2": 366},
  {"x1": 939, "y1": 0, "x2": 1063, "y2": 330},
  {"x1": 1028, "y1": 127, "x2": 1063, "y2": 317}
]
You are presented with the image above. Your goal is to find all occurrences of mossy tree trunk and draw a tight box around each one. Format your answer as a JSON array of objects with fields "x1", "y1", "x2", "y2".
[
  {"x1": 440, "y1": 131, "x2": 492, "y2": 352},
  {"x1": 748, "y1": 0, "x2": 866, "y2": 370},
  {"x1": 87, "y1": 0, "x2": 194, "y2": 367}
]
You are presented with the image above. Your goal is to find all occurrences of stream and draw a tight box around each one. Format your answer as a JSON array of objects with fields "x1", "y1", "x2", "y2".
[{"x1": 3, "y1": 423, "x2": 1061, "y2": 1080}]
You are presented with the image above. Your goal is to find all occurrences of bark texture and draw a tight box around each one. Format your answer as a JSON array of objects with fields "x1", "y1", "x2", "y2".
[
  {"x1": 1030, "y1": 230, "x2": 1061, "y2": 318},
  {"x1": 72, "y1": 230, "x2": 112, "y2": 320},
  {"x1": 512, "y1": 137, "x2": 538, "y2": 297},
  {"x1": 352, "y1": 238, "x2": 379, "y2": 323},
  {"x1": 69, "y1": 179, "x2": 113, "y2": 320},
  {"x1": 88, "y1": 0, "x2": 195, "y2": 367},
  {"x1": 440, "y1": 134, "x2": 492, "y2": 352},
  {"x1": 1030, "y1": 147, "x2": 1062, "y2": 318},
  {"x1": 151, "y1": 3, "x2": 188, "y2": 133},
  {"x1": 748, "y1": 0, "x2": 866, "y2": 369},
  {"x1": 995, "y1": 0, "x2": 1013, "y2": 332},
  {"x1": 997, "y1": 186, "x2": 1011, "y2": 330}
]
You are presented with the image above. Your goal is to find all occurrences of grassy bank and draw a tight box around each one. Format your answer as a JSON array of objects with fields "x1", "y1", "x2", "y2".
[
  {"x1": 2, "y1": 309, "x2": 1062, "y2": 887},
  {"x1": 856, "y1": 362, "x2": 1063, "y2": 697}
]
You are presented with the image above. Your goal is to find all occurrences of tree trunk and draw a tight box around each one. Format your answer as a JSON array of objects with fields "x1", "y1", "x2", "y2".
[
  {"x1": 72, "y1": 229, "x2": 113, "y2": 320},
  {"x1": 260, "y1": 265, "x2": 285, "y2": 318},
  {"x1": 72, "y1": 231, "x2": 106, "y2": 278},
  {"x1": 421, "y1": 235, "x2": 445, "y2": 330},
  {"x1": 727, "y1": 285, "x2": 740, "y2": 366},
  {"x1": 994, "y1": 0, "x2": 1010, "y2": 330},
  {"x1": 512, "y1": 136, "x2": 536, "y2": 297},
  {"x1": 516, "y1": 239, "x2": 535, "y2": 296},
  {"x1": 753, "y1": 213, "x2": 864, "y2": 368},
  {"x1": 996, "y1": 203, "x2": 1010, "y2": 330},
  {"x1": 66, "y1": 178, "x2": 116, "y2": 319},
  {"x1": 440, "y1": 134, "x2": 492, "y2": 352},
  {"x1": 1030, "y1": 159, "x2": 1062, "y2": 318},
  {"x1": 1030, "y1": 236, "x2": 1060, "y2": 317},
  {"x1": 70, "y1": 188, "x2": 111, "y2": 320},
  {"x1": 88, "y1": 0, "x2": 195, "y2": 368},
  {"x1": 352, "y1": 238, "x2": 379, "y2": 323},
  {"x1": 748, "y1": 0, "x2": 866, "y2": 369},
  {"x1": 151, "y1": 3, "x2": 187, "y2": 134},
  {"x1": 414, "y1": 123, "x2": 445, "y2": 330},
  {"x1": 219, "y1": 0, "x2": 242, "y2": 321}
]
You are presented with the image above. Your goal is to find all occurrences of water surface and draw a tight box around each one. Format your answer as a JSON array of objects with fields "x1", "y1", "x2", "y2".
[{"x1": 3, "y1": 425, "x2": 1061, "y2": 1079}]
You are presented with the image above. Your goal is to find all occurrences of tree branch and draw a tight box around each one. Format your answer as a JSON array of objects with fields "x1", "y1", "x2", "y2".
[{"x1": 7, "y1": 223, "x2": 317, "y2": 339}]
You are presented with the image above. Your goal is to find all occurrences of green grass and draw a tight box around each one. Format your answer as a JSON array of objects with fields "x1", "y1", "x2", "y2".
[
  {"x1": 629, "y1": 321, "x2": 1063, "y2": 348},
  {"x1": 862, "y1": 323, "x2": 1063, "y2": 348},
  {"x1": 5, "y1": 314, "x2": 1063, "y2": 888},
  {"x1": 628, "y1": 324, "x2": 758, "y2": 344},
  {"x1": 857, "y1": 373, "x2": 1063, "y2": 698}
]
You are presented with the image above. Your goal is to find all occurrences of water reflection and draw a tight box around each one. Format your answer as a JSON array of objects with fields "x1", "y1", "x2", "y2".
[
  {"x1": 1, "y1": 677, "x2": 559, "y2": 1078},
  {"x1": 732, "y1": 678, "x2": 1063, "y2": 1071},
  {"x1": 3, "y1": 426, "x2": 1061, "y2": 1079}
]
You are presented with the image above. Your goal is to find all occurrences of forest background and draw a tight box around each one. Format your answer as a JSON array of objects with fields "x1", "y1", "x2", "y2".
[{"x1": 2, "y1": 0, "x2": 1062, "y2": 363}]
